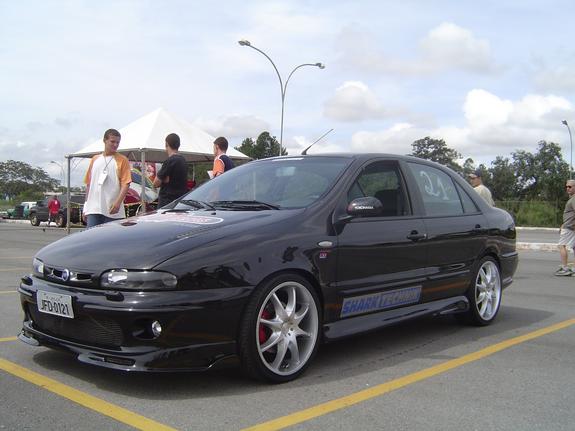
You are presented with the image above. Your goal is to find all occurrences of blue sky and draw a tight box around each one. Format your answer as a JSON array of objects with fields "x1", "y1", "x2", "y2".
[{"x1": 1, "y1": 0, "x2": 575, "y2": 184}]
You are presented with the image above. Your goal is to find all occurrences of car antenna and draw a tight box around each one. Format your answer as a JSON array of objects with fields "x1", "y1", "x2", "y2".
[{"x1": 301, "y1": 128, "x2": 334, "y2": 155}]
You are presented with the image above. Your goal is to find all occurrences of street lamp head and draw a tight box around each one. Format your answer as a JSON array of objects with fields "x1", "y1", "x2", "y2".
[
  {"x1": 238, "y1": 39, "x2": 251, "y2": 47},
  {"x1": 315, "y1": 63, "x2": 325, "y2": 69},
  {"x1": 563, "y1": 120, "x2": 569, "y2": 126}
]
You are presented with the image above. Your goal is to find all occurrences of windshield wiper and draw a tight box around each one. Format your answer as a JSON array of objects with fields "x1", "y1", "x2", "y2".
[
  {"x1": 211, "y1": 200, "x2": 280, "y2": 210},
  {"x1": 178, "y1": 199, "x2": 216, "y2": 210}
]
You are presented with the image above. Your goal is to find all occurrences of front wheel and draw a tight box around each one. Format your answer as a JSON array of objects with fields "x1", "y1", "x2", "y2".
[
  {"x1": 460, "y1": 257, "x2": 502, "y2": 326},
  {"x1": 239, "y1": 274, "x2": 321, "y2": 383}
]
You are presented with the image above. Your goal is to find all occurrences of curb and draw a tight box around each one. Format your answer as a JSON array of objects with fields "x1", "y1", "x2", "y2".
[
  {"x1": 516, "y1": 226, "x2": 558, "y2": 232},
  {"x1": 0, "y1": 219, "x2": 31, "y2": 224},
  {"x1": 517, "y1": 242, "x2": 557, "y2": 252}
]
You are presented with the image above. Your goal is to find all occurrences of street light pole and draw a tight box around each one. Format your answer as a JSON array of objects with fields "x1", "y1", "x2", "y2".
[
  {"x1": 238, "y1": 40, "x2": 325, "y2": 156},
  {"x1": 563, "y1": 120, "x2": 573, "y2": 179},
  {"x1": 50, "y1": 160, "x2": 65, "y2": 189}
]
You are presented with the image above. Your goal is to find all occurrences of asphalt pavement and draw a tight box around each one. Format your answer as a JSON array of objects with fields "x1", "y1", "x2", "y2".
[{"x1": 0, "y1": 222, "x2": 574, "y2": 431}]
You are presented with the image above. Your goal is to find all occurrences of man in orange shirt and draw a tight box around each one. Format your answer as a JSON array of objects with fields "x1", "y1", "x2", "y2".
[{"x1": 210, "y1": 137, "x2": 234, "y2": 178}]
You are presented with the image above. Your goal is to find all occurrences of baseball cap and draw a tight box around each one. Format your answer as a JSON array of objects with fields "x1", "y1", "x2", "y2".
[{"x1": 468, "y1": 169, "x2": 482, "y2": 178}]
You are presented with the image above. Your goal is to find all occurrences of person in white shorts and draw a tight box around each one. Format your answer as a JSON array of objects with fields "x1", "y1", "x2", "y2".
[{"x1": 555, "y1": 179, "x2": 575, "y2": 275}]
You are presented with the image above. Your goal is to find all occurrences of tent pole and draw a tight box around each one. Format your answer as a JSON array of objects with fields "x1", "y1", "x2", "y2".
[
  {"x1": 141, "y1": 151, "x2": 146, "y2": 215},
  {"x1": 66, "y1": 156, "x2": 71, "y2": 235}
]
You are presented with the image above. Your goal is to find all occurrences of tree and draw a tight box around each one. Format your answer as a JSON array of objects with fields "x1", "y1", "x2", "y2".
[
  {"x1": 0, "y1": 160, "x2": 59, "y2": 199},
  {"x1": 489, "y1": 156, "x2": 517, "y2": 200},
  {"x1": 235, "y1": 132, "x2": 287, "y2": 159},
  {"x1": 410, "y1": 137, "x2": 462, "y2": 173},
  {"x1": 462, "y1": 158, "x2": 475, "y2": 177},
  {"x1": 511, "y1": 141, "x2": 569, "y2": 201}
]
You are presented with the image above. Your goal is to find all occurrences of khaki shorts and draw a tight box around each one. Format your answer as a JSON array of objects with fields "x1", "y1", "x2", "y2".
[{"x1": 558, "y1": 228, "x2": 575, "y2": 248}]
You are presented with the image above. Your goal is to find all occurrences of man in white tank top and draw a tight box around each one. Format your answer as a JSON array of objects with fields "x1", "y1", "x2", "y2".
[{"x1": 83, "y1": 129, "x2": 132, "y2": 228}]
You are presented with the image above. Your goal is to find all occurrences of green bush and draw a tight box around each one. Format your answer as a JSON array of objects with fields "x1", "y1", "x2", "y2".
[{"x1": 497, "y1": 200, "x2": 562, "y2": 227}]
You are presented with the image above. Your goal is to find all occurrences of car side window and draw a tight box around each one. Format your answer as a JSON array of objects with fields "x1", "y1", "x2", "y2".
[
  {"x1": 348, "y1": 161, "x2": 409, "y2": 216},
  {"x1": 455, "y1": 183, "x2": 479, "y2": 213},
  {"x1": 407, "y1": 162, "x2": 463, "y2": 216}
]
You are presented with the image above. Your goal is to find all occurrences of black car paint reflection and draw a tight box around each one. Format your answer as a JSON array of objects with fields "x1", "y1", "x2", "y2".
[{"x1": 18, "y1": 154, "x2": 518, "y2": 382}]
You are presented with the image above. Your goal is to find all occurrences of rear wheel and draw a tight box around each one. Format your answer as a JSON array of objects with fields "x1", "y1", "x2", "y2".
[
  {"x1": 460, "y1": 257, "x2": 502, "y2": 326},
  {"x1": 239, "y1": 274, "x2": 321, "y2": 383},
  {"x1": 55, "y1": 213, "x2": 65, "y2": 228},
  {"x1": 30, "y1": 213, "x2": 40, "y2": 226}
]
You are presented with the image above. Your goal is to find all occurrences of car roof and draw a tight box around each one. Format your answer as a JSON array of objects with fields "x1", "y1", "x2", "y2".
[{"x1": 260, "y1": 153, "x2": 436, "y2": 165}]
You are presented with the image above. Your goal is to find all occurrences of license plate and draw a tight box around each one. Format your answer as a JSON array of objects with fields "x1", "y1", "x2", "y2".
[{"x1": 37, "y1": 290, "x2": 74, "y2": 319}]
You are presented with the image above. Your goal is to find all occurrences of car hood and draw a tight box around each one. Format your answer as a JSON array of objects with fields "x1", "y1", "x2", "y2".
[{"x1": 36, "y1": 209, "x2": 298, "y2": 272}]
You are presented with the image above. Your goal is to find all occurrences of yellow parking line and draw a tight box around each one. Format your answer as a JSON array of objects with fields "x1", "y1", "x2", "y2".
[
  {"x1": 0, "y1": 358, "x2": 177, "y2": 431},
  {"x1": 0, "y1": 337, "x2": 17, "y2": 342},
  {"x1": 243, "y1": 318, "x2": 575, "y2": 431}
]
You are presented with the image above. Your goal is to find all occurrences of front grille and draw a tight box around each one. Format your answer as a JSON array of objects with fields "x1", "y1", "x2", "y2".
[
  {"x1": 42, "y1": 265, "x2": 95, "y2": 287},
  {"x1": 28, "y1": 305, "x2": 124, "y2": 348}
]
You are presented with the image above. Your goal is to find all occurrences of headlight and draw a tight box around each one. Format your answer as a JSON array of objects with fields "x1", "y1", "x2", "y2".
[
  {"x1": 32, "y1": 258, "x2": 44, "y2": 277},
  {"x1": 100, "y1": 269, "x2": 178, "y2": 290}
]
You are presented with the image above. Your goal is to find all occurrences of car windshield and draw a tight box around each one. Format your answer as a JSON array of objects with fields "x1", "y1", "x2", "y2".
[{"x1": 173, "y1": 156, "x2": 352, "y2": 210}]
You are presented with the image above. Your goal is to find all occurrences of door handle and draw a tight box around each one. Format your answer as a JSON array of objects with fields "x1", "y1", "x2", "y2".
[
  {"x1": 407, "y1": 231, "x2": 427, "y2": 241},
  {"x1": 473, "y1": 224, "x2": 487, "y2": 233}
]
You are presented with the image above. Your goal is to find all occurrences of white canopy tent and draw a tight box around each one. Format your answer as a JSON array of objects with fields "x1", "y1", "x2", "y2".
[
  {"x1": 63, "y1": 108, "x2": 250, "y2": 231},
  {"x1": 71, "y1": 107, "x2": 249, "y2": 163}
]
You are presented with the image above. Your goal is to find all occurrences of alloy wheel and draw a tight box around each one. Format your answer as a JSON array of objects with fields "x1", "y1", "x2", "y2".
[
  {"x1": 255, "y1": 281, "x2": 319, "y2": 377},
  {"x1": 474, "y1": 260, "x2": 501, "y2": 321}
]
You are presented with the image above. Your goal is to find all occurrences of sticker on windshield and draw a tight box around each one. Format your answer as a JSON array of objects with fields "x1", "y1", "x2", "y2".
[{"x1": 136, "y1": 213, "x2": 224, "y2": 225}]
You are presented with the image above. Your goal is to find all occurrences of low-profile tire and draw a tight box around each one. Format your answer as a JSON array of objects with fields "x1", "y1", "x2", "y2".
[
  {"x1": 459, "y1": 257, "x2": 502, "y2": 326},
  {"x1": 55, "y1": 214, "x2": 65, "y2": 228},
  {"x1": 30, "y1": 214, "x2": 40, "y2": 226},
  {"x1": 239, "y1": 274, "x2": 321, "y2": 383}
]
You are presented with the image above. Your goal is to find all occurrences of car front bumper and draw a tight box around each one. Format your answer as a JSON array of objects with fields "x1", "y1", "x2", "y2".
[{"x1": 19, "y1": 277, "x2": 252, "y2": 372}]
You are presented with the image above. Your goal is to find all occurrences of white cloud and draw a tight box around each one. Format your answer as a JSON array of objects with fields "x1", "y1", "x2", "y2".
[
  {"x1": 193, "y1": 115, "x2": 270, "y2": 140},
  {"x1": 420, "y1": 22, "x2": 494, "y2": 73},
  {"x1": 533, "y1": 63, "x2": 575, "y2": 94},
  {"x1": 336, "y1": 22, "x2": 498, "y2": 76},
  {"x1": 324, "y1": 81, "x2": 386, "y2": 122},
  {"x1": 351, "y1": 123, "x2": 424, "y2": 154},
  {"x1": 349, "y1": 89, "x2": 574, "y2": 164},
  {"x1": 463, "y1": 89, "x2": 513, "y2": 129}
]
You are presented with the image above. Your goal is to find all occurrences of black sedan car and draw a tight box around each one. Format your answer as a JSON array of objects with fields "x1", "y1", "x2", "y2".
[{"x1": 19, "y1": 154, "x2": 518, "y2": 383}]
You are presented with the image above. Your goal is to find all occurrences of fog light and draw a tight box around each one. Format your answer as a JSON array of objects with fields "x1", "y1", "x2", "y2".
[{"x1": 151, "y1": 321, "x2": 162, "y2": 338}]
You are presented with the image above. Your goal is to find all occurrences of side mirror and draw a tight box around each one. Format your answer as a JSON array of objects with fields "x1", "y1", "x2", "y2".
[{"x1": 346, "y1": 197, "x2": 383, "y2": 217}]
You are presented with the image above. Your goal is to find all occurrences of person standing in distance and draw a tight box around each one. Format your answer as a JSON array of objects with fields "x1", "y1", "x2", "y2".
[
  {"x1": 210, "y1": 136, "x2": 234, "y2": 178},
  {"x1": 468, "y1": 169, "x2": 494, "y2": 206},
  {"x1": 83, "y1": 129, "x2": 131, "y2": 228},
  {"x1": 153, "y1": 133, "x2": 188, "y2": 207},
  {"x1": 47, "y1": 195, "x2": 60, "y2": 227},
  {"x1": 555, "y1": 179, "x2": 575, "y2": 276}
]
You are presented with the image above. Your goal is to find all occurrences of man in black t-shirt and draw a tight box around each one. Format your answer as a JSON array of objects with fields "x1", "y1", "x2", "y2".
[{"x1": 153, "y1": 133, "x2": 188, "y2": 207}]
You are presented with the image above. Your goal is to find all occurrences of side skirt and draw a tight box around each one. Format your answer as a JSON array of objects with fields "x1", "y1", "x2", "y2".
[{"x1": 323, "y1": 296, "x2": 469, "y2": 341}]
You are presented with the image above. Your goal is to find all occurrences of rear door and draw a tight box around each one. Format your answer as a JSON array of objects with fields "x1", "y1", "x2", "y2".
[{"x1": 404, "y1": 162, "x2": 487, "y2": 301}]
